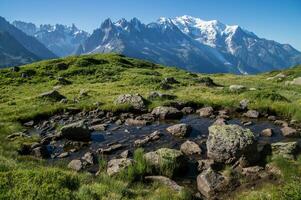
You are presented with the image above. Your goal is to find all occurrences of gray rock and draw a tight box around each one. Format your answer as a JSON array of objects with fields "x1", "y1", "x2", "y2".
[
  {"x1": 151, "y1": 106, "x2": 183, "y2": 120},
  {"x1": 145, "y1": 176, "x2": 183, "y2": 192},
  {"x1": 107, "y1": 158, "x2": 134, "y2": 176},
  {"x1": 38, "y1": 90, "x2": 66, "y2": 101},
  {"x1": 114, "y1": 94, "x2": 146, "y2": 110},
  {"x1": 57, "y1": 152, "x2": 69, "y2": 158},
  {"x1": 197, "y1": 168, "x2": 226, "y2": 199},
  {"x1": 229, "y1": 85, "x2": 246, "y2": 92},
  {"x1": 60, "y1": 121, "x2": 91, "y2": 141},
  {"x1": 89, "y1": 124, "x2": 108, "y2": 131},
  {"x1": 166, "y1": 123, "x2": 191, "y2": 137},
  {"x1": 243, "y1": 110, "x2": 260, "y2": 118},
  {"x1": 144, "y1": 148, "x2": 185, "y2": 177},
  {"x1": 180, "y1": 140, "x2": 201, "y2": 155},
  {"x1": 125, "y1": 118, "x2": 150, "y2": 126},
  {"x1": 82, "y1": 152, "x2": 95, "y2": 165},
  {"x1": 197, "y1": 159, "x2": 215, "y2": 172},
  {"x1": 207, "y1": 125, "x2": 257, "y2": 165},
  {"x1": 271, "y1": 142, "x2": 299, "y2": 159},
  {"x1": 31, "y1": 146, "x2": 50, "y2": 159},
  {"x1": 239, "y1": 99, "x2": 249, "y2": 110},
  {"x1": 281, "y1": 126, "x2": 299, "y2": 137},
  {"x1": 98, "y1": 143, "x2": 123, "y2": 154},
  {"x1": 120, "y1": 150, "x2": 130, "y2": 158},
  {"x1": 197, "y1": 106, "x2": 214, "y2": 117},
  {"x1": 68, "y1": 159, "x2": 83, "y2": 171},
  {"x1": 181, "y1": 107, "x2": 195, "y2": 114},
  {"x1": 261, "y1": 128, "x2": 273, "y2": 137},
  {"x1": 213, "y1": 118, "x2": 227, "y2": 126},
  {"x1": 134, "y1": 131, "x2": 161, "y2": 147}
]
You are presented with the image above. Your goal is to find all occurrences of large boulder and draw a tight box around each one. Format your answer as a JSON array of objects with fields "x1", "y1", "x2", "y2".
[
  {"x1": 114, "y1": 94, "x2": 146, "y2": 110},
  {"x1": 180, "y1": 140, "x2": 201, "y2": 155},
  {"x1": 144, "y1": 148, "x2": 186, "y2": 177},
  {"x1": 38, "y1": 90, "x2": 66, "y2": 101},
  {"x1": 107, "y1": 158, "x2": 134, "y2": 176},
  {"x1": 166, "y1": 123, "x2": 191, "y2": 137},
  {"x1": 60, "y1": 121, "x2": 91, "y2": 141},
  {"x1": 207, "y1": 125, "x2": 257, "y2": 165},
  {"x1": 151, "y1": 106, "x2": 183, "y2": 120},
  {"x1": 271, "y1": 142, "x2": 299, "y2": 159},
  {"x1": 197, "y1": 168, "x2": 226, "y2": 199}
]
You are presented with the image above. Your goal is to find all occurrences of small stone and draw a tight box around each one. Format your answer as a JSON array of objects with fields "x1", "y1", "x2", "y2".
[
  {"x1": 68, "y1": 159, "x2": 83, "y2": 171},
  {"x1": 166, "y1": 123, "x2": 191, "y2": 137},
  {"x1": 261, "y1": 128, "x2": 273, "y2": 137},
  {"x1": 181, "y1": 107, "x2": 195, "y2": 114},
  {"x1": 57, "y1": 152, "x2": 69, "y2": 158},
  {"x1": 197, "y1": 168, "x2": 226, "y2": 199},
  {"x1": 107, "y1": 158, "x2": 134, "y2": 176},
  {"x1": 120, "y1": 150, "x2": 130, "y2": 158},
  {"x1": 82, "y1": 152, "x2": 95, "y2": 165},
  {"x1": 274, "y1": 120, "x2": 288, "y2": 127},
  {"x1": 268, "y1": 116, "x2": 276, "y2": 121},
  {"x1": 151, "y1": 106, "x2": 183, "y2": 120},
  {"x1": 281, "y1": 126, "x2": 298, "y2": 137},
  {"x1": 197, "y1": 107, "x2": 214, "y2": 117},
  {"x1": 239, "y1": 99, "x2": 249, "y2": 110},
  {"x1": 180, "y1": 140, "x2": 201, "y2": 155},
  {"x1": 271, "y1": 142, "x2": 298, "y2": 159},
  {"x1": 145, "y1": 176, "x2": 183, "y2": 191},
  {"x1": 243, "y1": 110, "x2": 260, "y2": 118},
  {"x1": 229, "y1": 85, "x2": 246, "y2": 92},
  {"x1": 38, "y1": 90, "x2": 66, "y2": 101},
  {"x1": 213, "y1": 118, "x2": 227, "y2": 126}
]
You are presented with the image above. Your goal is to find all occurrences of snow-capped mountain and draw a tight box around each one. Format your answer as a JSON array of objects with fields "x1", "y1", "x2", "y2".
[
  {"x1": 77, "y1": 18, "x2": 238, "y2": 73},
  {"x1": 78, "y1": 16, "x2": 301, "y2": 74},
  {"x1": 13, "y1": 21, "x2": 89, "y2": 57},
  {"x1": 172, "y1": 15, "x2": 301, "y2": 73}
]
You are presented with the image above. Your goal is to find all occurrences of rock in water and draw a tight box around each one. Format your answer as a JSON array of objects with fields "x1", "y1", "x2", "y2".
[
  {"x1": 114, "y1": 94, "x2": 146, "y2": 110},
  {"x1": 197, "y1": 168, "x2": 226, "y2": 199},
  {"x1": 38, "y1": 90, "x2": 66, "y2": 101},
  {"x1": 197, "y1": 106, "x2": 214, "y2": 117},
  {"x1": 166, "y1": 123, "x2": 191, "y2": 137},
  {"x1": 151, "y1": 106, "x2": 183, "y2": 120},
  {"x1": 144, "y1": 148, "x2": 186, "y2": 177},
  {"x1": 106, "y1": 158, "x2": 134, "y2": 176},
  {"x1": 207, "y1": 125, "x2": 257, "y2": 165},
  {"x1": 243, "y1": 110, "x2": 260, "y2": 118},
  {"x1": 60, "y1": 121, "x2": 91, "y2": 141},
  {"x1": 281, "y1": 126, "x2": 298, "y2": 137},
  {"x1": 180, "y1": 140, "x2": 201, "y2": 155},
  {"x1": 261, "y1": 128, "x2": 273, "y2": 137}
]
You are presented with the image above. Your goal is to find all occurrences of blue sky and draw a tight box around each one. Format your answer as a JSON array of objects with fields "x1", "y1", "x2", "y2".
[{"x1": 1, "y1": 0, "x2": 300, "y2": 50}]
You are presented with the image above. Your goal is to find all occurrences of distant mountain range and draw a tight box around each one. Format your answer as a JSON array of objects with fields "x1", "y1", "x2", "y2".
[
  {"x1": 1, "y1": 15, "x2": 300, "y2": 73},
  {"x1": 13, "y1": 21, "x2": 89, "y2": 57},
  {"x1": 0, "y1": 16, "x2": 56, "y2": 67}
]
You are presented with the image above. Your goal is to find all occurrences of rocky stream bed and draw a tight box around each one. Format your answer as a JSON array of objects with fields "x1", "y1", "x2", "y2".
[{"x1": 10, "y1": 94, "x2": 301, "y2": 199}]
